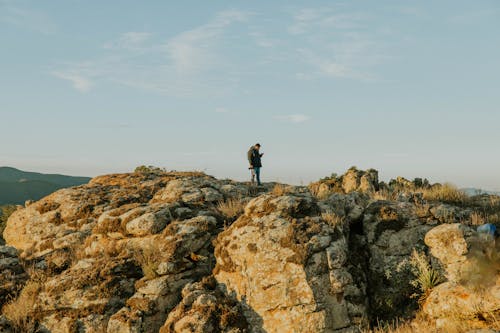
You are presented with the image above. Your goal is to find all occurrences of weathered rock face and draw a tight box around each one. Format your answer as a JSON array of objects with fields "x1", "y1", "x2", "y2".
[
  {"x1": 361, "y1": 200, "x2": 437, "y2": 320},
  {"x1": 213, "y1": 192, "x2": 369, "y2": 333},
  {"x1": 160, "y1": 276, "x2": 248, "y2": 333},
  {"x1": 0, "y1": 246, "x2": 27, "y2": 307},
  {"x1": 2, "y1": 172, "x2": 254, "y2": 332},
  {"x1": 1, "y1": 168, "x2": 498, "y2": 332},
  {"x1": 309, "y1": 167, "x2": 379, "y2": 197},
  {"x1": 423, "y1": 223, "x2": 500, "y2": 323}
]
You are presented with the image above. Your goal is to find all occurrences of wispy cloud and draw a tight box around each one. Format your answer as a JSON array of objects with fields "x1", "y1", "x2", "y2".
[
  {"x1": 51, "y1": 10, "x2": 250, "y2": 96},
  {"x1": 248, "y1": 31, "x2": 275, "y2": 48},
  {"x1": 448, "y1": 9, "x2": 498, "y2": 24},
  {"x1": 166, "y1": 10, "x2": 249, "y2": 73},
  {"x1": 275, "y1": 114, "x2": 311, "y2": 123},
  {"x1": 51, "y1": 71, "x2": 93, "y2": 92},
  {"x1": 103, "y1": 32, "x2": 151, "y2": 50},
  {"x1": 0, "y1": 2, "x2": 56, "y2": 34},
  {"x1": 288, "y1": 7, "x2": 365, "y2": 35},
  {"x1": 289, "y1": 7, "x2": 387, "y2": 81},
  {"x1": 398, "y1": 6, "x2": 428, "y2": 18}
]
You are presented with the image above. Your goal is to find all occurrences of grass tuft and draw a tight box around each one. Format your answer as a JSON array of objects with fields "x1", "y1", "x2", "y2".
[
  {"x1": 217, "y1": 198, "x2": 245, "y2": 221},
  {"x1": 321, "y1": 211, "x2": 344, "y2": 228},
  {"x1": 420, "y1": 183, "x2": 469, "y2": 205},
  {"x1": 2, "y1": 280, "x2": 41, "y2": 332},
  {"x1": 133, "y1": 244, "x2": 161, "y2": 280},
  {"x1": 271, "y1": 183, "x2": 291, "y2": 196}
]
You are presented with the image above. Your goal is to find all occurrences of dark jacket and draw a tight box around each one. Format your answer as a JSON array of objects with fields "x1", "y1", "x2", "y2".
[{"x1": 248, "y1": 147, "x2": 262, "y2": 168}]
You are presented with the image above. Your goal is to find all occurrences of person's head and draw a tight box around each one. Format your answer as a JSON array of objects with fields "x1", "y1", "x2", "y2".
[{"x1": 255, "y1": 143, "x2": 261, "y2": 150}]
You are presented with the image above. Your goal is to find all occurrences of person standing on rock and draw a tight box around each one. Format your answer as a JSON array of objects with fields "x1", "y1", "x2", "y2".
[{"x1": 248, "y1": 143, "x2": 264, "y2": 186}]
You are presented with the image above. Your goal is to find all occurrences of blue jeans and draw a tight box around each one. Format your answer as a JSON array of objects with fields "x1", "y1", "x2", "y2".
[{"x1": 251, "y1": 167, "x2": 261, "y2": 185}]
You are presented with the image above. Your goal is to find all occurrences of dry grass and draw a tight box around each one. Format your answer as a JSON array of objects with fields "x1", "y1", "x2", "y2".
[
  {"x1": 361, "y1": 318, "x2": 419, "y2": 333},
  {"x1": 373, "y1": 189, "x2": 401, "y2": 201},
  {"x1": 271, "y1": 183, "x2": 292, "y2": 196},
  {"x1": 2, "y1": 280, "x2": 41, "y2": 332},
  {"x1": 133, "y1": 244, "x2": 162, "y2": 280},
  {"x1": 414, "y1": 204, "x2": 431, "y2": 218},
  {"x1": 486, "y1": 212, "x2": 500, "y2": 224},
  {"x1": 363, "y1": 311, "x2": 500, "y2": 333},
  {"x1": 479, "y1": 195, "x2": 500, "y2": 224},
  {"x1": 470, "y1": 211, "x2": 485, "y2": 226},
  {"x1": 321, "y1": 211, "x2": 344, "y2": 228},
  {"x1": 217, "y1": 198, "x2": 245, "y2": 220},
  {"x1": 420, "y1": 183, "x2": 469, "y2": 205}
]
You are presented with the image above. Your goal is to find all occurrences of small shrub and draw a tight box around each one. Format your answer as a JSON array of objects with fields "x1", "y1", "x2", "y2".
[
  {"x1": 271, "y1": 183, "x2": 291, "y2": 196},
  {"x1": 414, "y1": 203, "x2": 431, "y2": 218},
  {"x1": 486, "y1": 212, "x2": 500, "y2": 224},
  {"x1": 470, "y1": 211, "x2": 485, "y2": 226},
  {"x1": 134, "y1": 165, "x2": 166, "y2": 174},
  {"x1": 133, "y1": 244, "x2": 162, "y2": 280},
  {"x1": 321, "y1": 211, "x2": 344, "y2": 228},
  {"x1": 217, "y1": 198, "x2": 245, "y2": 221},
  {"x1": 409, "y1": 249, "x2": 444, "y2": 299},
  {"x1": 373, "y1": 189, "x2": 398, "y2": 201},
  {"x1": 0, "y1": 205, "x2": 17, "y2": 236}
]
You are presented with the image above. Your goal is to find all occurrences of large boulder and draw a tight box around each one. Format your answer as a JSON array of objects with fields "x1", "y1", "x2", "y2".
[
  {"x1": 213, "y1": 192, "x2": 368, "y2": 333},
  {"x1": 342, "y1": 168, "x2": 379, "y2": 194},
  {"x1": 423, "y1": 223, "x2": 500, "y2": 322}
]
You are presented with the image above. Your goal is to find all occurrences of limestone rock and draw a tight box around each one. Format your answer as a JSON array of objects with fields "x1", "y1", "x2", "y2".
[
  {"x1": 309, "y1": 168, "x2": 379, "y2": 197},
  {"x1": 214, "y1": 192, "x2": 367, "y2": 333},
  {"x1": 423, "y1": 223, "x2": 500, "y2": 322},
  {"x1": 160, "y1": 276, "x2": 248, "y2": 333},
  {"x1": 1, "y1": 168, "x2": 496, "y2": 332},
  {"x1": 362, "y1": 201, "x2": 434, "y2": 320}
]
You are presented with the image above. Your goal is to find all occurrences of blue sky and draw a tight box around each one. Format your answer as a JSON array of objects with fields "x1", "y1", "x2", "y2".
[{"x1": 1, "y1": 1, "x2": 499, "y2": 189}]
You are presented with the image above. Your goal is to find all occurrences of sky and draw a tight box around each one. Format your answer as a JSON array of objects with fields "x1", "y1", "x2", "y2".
[{"x1": 1, "y1": 1, "x2": 499, "y2": 189}]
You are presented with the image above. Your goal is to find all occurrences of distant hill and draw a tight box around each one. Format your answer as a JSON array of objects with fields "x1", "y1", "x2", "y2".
[
  {"x1": 0, "y1": 167, "x2": 90, "y2": 205},
  {"x1": 462, "y1": 187, "x2": 500, "y2": 196}
]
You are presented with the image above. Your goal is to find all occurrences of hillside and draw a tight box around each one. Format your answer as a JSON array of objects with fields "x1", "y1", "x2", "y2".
[
  {"x1": 0, "y1": 167, "x2": 90, "y2": 205},
  {"x1": 0, "y1": 168, "x2": 498, "y2": 333},
  {"x1": 462, "y1": 187, "x2": 500, "y2": 196}
]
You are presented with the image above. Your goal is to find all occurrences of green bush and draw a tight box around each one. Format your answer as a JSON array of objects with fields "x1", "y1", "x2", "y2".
[
  {"x1": 0, "y1": 205, "x2": 17, "y2": 239},
  {"x1": 134, "y1": 165, "x2": 166, "y2": 174}
]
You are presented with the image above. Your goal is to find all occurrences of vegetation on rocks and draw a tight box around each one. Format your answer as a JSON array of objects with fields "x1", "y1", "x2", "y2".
[{"x1": 0, "y1": 167, "x2": 499, "y2": 332}]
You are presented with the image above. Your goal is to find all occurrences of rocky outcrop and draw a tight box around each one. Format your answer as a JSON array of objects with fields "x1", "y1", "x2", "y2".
[
  {"x1": 1, "y1": 168, "x2": 498, "y2": 332},
  {"x1": 160, "y1": 276, "x2": 248, "y2": 333},
  {"x1": 423, "y1": 223, "x2": 500, "y2": 327},
  {"x1": 2, "y1": 172, "x2": 255, "y2": 332},
  {"x1": 309, "y1": 167, "x2": 379, "y2": 197},
  {"x1": 213, "y1": 191, "x2": 368, "y2": 332},
  {"x1": 361, "y1": 200, "x2": 437, "y2": 320}
]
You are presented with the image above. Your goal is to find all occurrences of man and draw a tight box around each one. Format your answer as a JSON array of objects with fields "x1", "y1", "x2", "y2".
[{"x1": 248, "y1": 143, "x2": 264, "y2": 185}]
